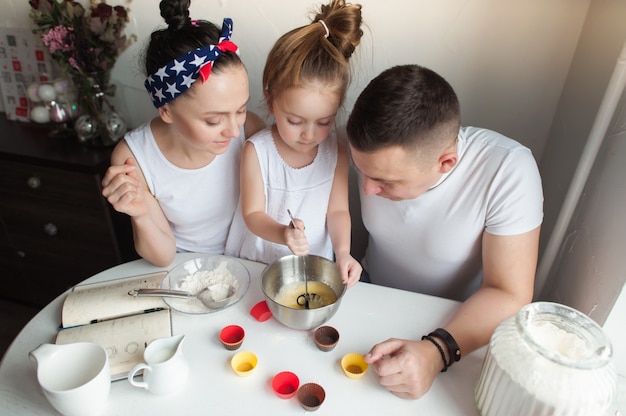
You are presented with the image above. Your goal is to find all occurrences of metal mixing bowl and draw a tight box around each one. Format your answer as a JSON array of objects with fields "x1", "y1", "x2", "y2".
[{"x1": 261, "y1": 254, "x2": 346, "y2": 330}]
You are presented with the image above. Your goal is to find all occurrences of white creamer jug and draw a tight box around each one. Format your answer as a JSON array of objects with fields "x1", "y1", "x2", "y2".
[
  {"x1": 29, "y1": 342, "x2": 111, "y2": 416},
  {"x1": 475, "y1": 302, "x2": 617, "y2": 415},
  {"x1": 128, "y1": 333, "x2": 189, "y2": 395}
]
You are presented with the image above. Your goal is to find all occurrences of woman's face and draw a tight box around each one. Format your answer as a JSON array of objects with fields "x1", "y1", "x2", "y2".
[{"x1": 161, "y1": 64, "x2": 250, "y2": 155}]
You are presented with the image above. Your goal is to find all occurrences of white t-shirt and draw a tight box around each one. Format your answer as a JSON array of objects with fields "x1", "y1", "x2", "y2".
[
  {"x1": 125, "y1": 122, "x2": 245, "y2": 254},
  {"x1": 226, "y1": 127, "x2": 337, "y2": 264},
  {"x1": 360, "y1": 126, "x2": 544, "y2": 301}
]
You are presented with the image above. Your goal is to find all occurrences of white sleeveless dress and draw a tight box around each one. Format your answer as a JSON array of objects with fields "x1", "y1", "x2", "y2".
[{"x1": 226, "y1": 127, "x2": 337, "y2": 264}]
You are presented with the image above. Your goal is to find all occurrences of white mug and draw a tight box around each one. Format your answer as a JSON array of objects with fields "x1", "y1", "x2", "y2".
[
  {"x1": 127, "y1": 334, "x2": 189, "y2": 395},
  {"x1": 29, "y1": 342, "x2": 111, "y2": 416}
]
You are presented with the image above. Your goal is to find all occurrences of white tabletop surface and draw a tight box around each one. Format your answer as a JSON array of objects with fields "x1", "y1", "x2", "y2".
[{"x1": 0, "y1": 253, "x2": 490, "y2": 415}]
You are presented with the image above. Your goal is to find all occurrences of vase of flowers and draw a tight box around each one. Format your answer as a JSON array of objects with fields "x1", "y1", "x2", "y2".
[{"x1": 28, "y1": 0, "x2": 133, "y2": 146}]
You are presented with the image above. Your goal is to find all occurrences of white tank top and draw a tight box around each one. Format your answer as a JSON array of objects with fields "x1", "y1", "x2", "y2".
[{"x1": 125, "y1": 122, "x2": 245, "y2": 253}]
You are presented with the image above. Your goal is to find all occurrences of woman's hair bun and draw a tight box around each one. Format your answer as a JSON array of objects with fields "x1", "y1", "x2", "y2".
[{"x1": 160, "y1": 0, "x2": 191, "y2": 31}]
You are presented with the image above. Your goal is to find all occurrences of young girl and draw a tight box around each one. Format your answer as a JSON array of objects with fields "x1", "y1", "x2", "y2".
[
  {"x1": 101, "y1": 0, "x2": 264, "y2": 267},
  {"x1": 226, "y1": 0, "x2": 363, "y2": 287}
]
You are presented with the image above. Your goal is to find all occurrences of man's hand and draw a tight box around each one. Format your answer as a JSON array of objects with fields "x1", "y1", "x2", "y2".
[{"x1": 363, "y1": 338, "x2": 443, "y2": 400}]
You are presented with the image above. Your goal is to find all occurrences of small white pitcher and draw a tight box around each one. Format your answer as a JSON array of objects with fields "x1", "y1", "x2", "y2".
[
  {"x1": 128, "y1": 334, "x2": 189, "y2": 395},
  {"x1": 29, "y1": 342, "x2": 111, "y2": 416}
]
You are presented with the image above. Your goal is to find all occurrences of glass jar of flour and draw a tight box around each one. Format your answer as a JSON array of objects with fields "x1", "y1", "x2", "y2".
[{"x1": 475, "y1": 302, "x2": 616, "y2": 415}]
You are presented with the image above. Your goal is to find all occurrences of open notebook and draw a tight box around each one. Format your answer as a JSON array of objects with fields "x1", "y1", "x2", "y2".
[{"x1": 56, "y1": 272, "x2": 173, "y2": 380}]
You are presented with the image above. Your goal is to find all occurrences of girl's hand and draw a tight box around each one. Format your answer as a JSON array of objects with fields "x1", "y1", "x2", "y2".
[
  {"x1": 101, "y1": 158, "x2": 148, "y2": 218},
  {"x1": 285, "y1": 217, "x2": 309, "y2": 256},
  {"x1": 335, "y1": 253, "x2": 363, "y2": 288}
]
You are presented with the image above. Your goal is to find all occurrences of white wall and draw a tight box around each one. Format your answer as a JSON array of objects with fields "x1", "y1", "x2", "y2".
[
  {"x1": 2, "y1": 0, "x2": 589, "y2": 159},
  {"x1": 535, "y1": 0, "x2": 626, "y2": 387},
  {"x1": 538, "y1": 0, "x2": 626, "y2": 319}
]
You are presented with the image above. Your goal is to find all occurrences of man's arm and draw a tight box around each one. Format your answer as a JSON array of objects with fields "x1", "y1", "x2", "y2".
[
  {"x1": 442, "y1": 226, "x2": 540, "y2": 358},
  {"x1": 364, "y1": 226, "x2": 540, "y2": 400}
]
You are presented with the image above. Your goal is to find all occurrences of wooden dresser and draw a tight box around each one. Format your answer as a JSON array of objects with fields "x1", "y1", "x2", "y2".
[{"x1": 0, "y1": 116, "x2": 137, "y2": 307}]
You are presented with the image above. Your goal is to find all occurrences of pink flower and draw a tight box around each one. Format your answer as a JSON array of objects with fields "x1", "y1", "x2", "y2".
[
  {"x1": 41, "y1": 26, "x2": 73, "y2": 53},
  {"x1": 68, "y1": 57, "x2": 80, "y2": 71},
  {"x1": 29, "y1": 0, "x2": 133, "y2": 77}
]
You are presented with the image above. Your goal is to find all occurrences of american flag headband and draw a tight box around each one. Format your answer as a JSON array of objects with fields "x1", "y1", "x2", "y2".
[{"x1": 144, "y1": 18, "x2": 239, "y2": 108}]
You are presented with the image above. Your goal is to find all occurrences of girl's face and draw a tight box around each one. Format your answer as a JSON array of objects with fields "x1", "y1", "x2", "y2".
[
  {"x1": 160, "y1": 64, "x2": 250, "y2": 155},
  {"x1": 270, "y1": 84, "x2": 341, "y2": 153}
]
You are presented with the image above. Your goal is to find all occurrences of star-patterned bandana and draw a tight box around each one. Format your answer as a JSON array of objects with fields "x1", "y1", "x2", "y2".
[{"x1": 144, "y1": 18, "x2": 239, "y2": 108}]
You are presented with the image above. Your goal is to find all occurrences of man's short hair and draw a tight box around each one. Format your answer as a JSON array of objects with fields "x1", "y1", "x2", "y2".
[{"x1": 347, "y1": 64, "x2": 460, "y2": 152}]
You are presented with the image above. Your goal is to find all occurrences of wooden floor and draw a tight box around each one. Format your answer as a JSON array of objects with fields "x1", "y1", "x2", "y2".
[{"x1": 0, "y1": 299, "x2": 41, "y2": 361}]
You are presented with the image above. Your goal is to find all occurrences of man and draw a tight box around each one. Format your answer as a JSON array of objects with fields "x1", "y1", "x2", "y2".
[{"x1": 346, "y1": 64, "x2": 543, "y2": 399}]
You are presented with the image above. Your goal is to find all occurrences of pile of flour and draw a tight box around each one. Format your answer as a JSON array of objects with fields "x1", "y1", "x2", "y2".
[{"x1": 170, "y1": 261, "x2": 238, "y2": 312}]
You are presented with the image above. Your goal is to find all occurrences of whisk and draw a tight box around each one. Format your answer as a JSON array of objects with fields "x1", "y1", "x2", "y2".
[{"x1": 287, "y1": 209, "x2": 321, "y2": 309}]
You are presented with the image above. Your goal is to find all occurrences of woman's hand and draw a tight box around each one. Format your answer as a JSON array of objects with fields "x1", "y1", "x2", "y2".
[{"x1": 101, "y1": 158, "x2": 148, "y2": 218}]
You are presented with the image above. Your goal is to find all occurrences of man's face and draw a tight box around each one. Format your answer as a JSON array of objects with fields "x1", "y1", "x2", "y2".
[{"x1": 349, "y1": 144, "x2": 443, "y2": 201}]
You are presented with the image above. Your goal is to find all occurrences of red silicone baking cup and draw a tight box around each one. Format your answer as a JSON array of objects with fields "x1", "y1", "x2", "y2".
[
  {"x1": 219, "y1": 325, "x2": 245, "y2": 350},
  {"x1": 272, "y1": 371, "x2": 300, "y2": 399},
  {"x1": 250, "y1": 301, "x2": 272, "y2": 322}
]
